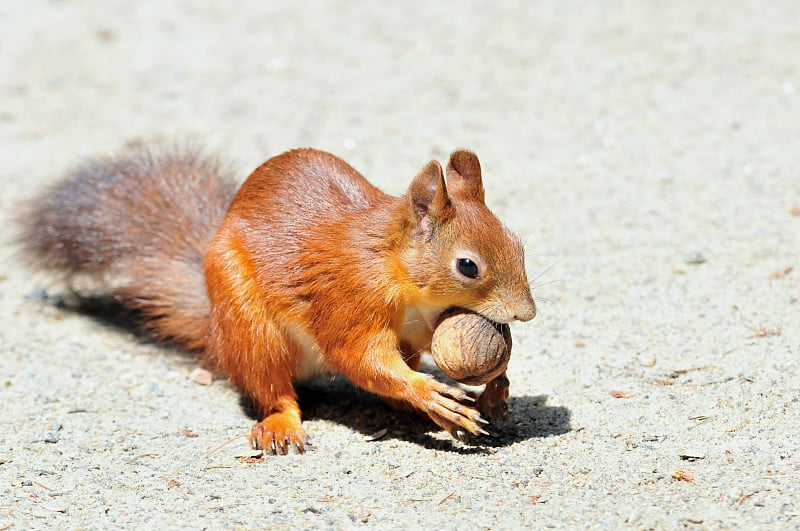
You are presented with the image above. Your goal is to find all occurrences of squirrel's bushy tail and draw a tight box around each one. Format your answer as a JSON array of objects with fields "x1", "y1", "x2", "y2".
[{"x1": 18, "y1": 145, "x2": 239, "y2": 352}]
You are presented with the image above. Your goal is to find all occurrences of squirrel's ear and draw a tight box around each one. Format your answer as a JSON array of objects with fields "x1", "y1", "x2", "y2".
[
  {"x1": 446, "y1": 150, "x2": 484, "y2": 203},
  {"x1": 408, "y1": 160, "x2": 452, "y2": 239}
]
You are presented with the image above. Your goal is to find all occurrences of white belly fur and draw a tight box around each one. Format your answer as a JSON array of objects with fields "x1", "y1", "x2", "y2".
[
  {"x1": 400, "y1": 305, "x2": 444, "y2": 354},
  {"x1": 286, "y1": 324, "x2": 331, "y2": 382}
]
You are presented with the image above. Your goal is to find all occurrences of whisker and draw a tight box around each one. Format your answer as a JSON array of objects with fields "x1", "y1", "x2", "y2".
[
  {"x1": 530, "y1": 277, "x2": 570, "y2": 290},
  {"x1": 530, "y1": 256, "x2": 566, "y2": 284},
  {"x1": 402, "y1": 344, "x2": 431, "y2": 363}
]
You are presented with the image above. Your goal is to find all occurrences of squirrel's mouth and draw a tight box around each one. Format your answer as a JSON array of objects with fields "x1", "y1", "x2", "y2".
[
  {"x1": 417, "y1": 305, "x2": 507, "y2": 332},
  {"x1": 456, "y1": 304, "x2": 516, "y2": 325},
  {"x1": 435, "y1": 306, "x2": 505, "y2": 328}
]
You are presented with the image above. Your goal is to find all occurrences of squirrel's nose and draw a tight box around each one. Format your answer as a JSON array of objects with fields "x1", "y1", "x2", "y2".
[
  {"x1": 514, "y1": 308, "x2": 536, "y2": 322},
  {"x1": 512, "y1": 297, "x2": 537, "y2": 322}
]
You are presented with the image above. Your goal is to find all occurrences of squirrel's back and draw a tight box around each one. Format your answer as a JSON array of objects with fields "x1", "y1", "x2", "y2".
[{"x1": 19, "y1": 145, "x2": 239, "y2": 351}]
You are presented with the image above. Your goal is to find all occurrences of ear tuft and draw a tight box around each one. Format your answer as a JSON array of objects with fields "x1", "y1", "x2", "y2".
[{"x1": 446, "y1": 150, "x2": 484, "y2": 202}]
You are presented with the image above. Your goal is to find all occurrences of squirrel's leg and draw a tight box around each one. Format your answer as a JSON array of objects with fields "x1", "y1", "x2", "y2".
[
  {"x1": 208, "y1": 313, "x2": 309, "y2": 455},
  {"x1": 398, "y1": 339, "x2": 423, "y2": 372},
  {"x1": 382, "y1": 340, "x2": 424, "y2": 412},
  {"x1": 323, "y1": 328, "x2": 487, "y2": 440},
  {"x1": 204, "y1": 249, "x2": 309, "y2": 455},
  {"x1": 476, "y1": 371, "x2": 510, "y2": 422},
  {"x1": 244, "y1": 321, "x2": 309, "y2": 455}
]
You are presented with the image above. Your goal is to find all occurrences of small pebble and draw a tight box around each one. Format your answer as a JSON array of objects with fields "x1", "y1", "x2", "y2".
[
  {"x1": 25, "y1": 288, "x2": 48, "y2": 300},
  {"x1": 233, "y1": 449, "x2": 263, "y2": 459},
  {"x1": 637, "y1": 352, "x2": 657, "y2": 367},
  {"x1": 679, "y1": 448, "x2": 706, "y2": 461},
  {"x1": 684, "y1": 252, "x2": 706, "y2": 265},
  {"x1": 366, "y1": 428, "x2": 388, "y2": 441},
  {"x1": 189, "y1": 367, "x2": 213, "y2": 386}
]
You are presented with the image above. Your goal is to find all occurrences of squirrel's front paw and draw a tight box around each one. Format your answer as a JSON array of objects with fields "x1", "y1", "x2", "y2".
[
  {"x1": 250, "y1": 413, "x2": 310, "y2": 455},
  {"x1": 412, "y1": 376, "x2": 488, "y2": 440}
]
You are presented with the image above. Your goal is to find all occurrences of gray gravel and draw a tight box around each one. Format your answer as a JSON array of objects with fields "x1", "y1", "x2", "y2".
[{"x1": 2, "y1": 1, "x2": 799, "y2": 529}]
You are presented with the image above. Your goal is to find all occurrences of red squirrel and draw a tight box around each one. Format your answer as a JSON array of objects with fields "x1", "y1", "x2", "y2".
[{"x1": 20, "y1": 145, "x2": 536, "y2": 454}]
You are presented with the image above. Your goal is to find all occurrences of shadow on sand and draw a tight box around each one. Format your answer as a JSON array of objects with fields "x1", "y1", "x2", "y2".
[
  {"x1": 36, "y1": 291, "x2": 570, "y2": 453},
  {"x1": 243, "y1": 375, "x2": 571, "y2": 455}
]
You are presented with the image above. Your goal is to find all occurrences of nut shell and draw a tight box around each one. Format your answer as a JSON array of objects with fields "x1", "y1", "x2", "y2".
[{"x1": 430, "y1": 308, "x2": 511, "y2": 386}]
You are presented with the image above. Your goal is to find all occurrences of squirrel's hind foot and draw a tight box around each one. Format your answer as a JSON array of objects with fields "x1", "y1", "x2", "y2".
[{"x1": 250, "y1": 413, "x2": 310, "y2": 455}]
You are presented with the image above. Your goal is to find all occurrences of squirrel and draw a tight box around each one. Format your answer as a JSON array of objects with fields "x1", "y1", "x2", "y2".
[{"x1": 19, "y1": 144, "x2": 536, "y2": 455}]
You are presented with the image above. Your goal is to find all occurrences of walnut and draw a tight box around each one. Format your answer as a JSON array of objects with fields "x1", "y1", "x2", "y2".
[{"x1": 430, "y1": 308, "x2": 511, "y2": 386}]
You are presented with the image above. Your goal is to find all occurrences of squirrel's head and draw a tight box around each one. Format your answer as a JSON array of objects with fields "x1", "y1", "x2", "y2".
[{"x1": 401, "y1": 150, "x2": 536, "y2": 325}]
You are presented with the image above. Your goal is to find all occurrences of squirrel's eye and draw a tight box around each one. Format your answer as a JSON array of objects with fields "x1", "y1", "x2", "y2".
[{"x1": 456, "y1": 258, "x2": 480, "y2": 279}]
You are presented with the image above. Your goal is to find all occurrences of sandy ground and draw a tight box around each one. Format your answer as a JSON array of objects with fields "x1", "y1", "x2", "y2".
[{"x1": 1, "y1": 1, "x2": 799, "y2": 529}]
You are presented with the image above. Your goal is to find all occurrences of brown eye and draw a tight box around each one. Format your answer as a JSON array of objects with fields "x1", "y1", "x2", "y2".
[{"x1": 456, "y1": 258, "x2": 480, "y2": 279}]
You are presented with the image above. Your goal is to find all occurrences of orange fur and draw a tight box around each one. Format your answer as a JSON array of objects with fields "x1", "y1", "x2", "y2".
[{"x1": 20, "y1": 145, "x2": 536, "y2": 454}]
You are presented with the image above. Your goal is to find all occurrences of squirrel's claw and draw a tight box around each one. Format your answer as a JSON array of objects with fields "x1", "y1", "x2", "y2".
[
  {"x1": 419, "y1": 379, "x2": 489, "y2": 439},
  {"x1": 250, "y1": 415, "x2": 309, "y2": 455}
]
